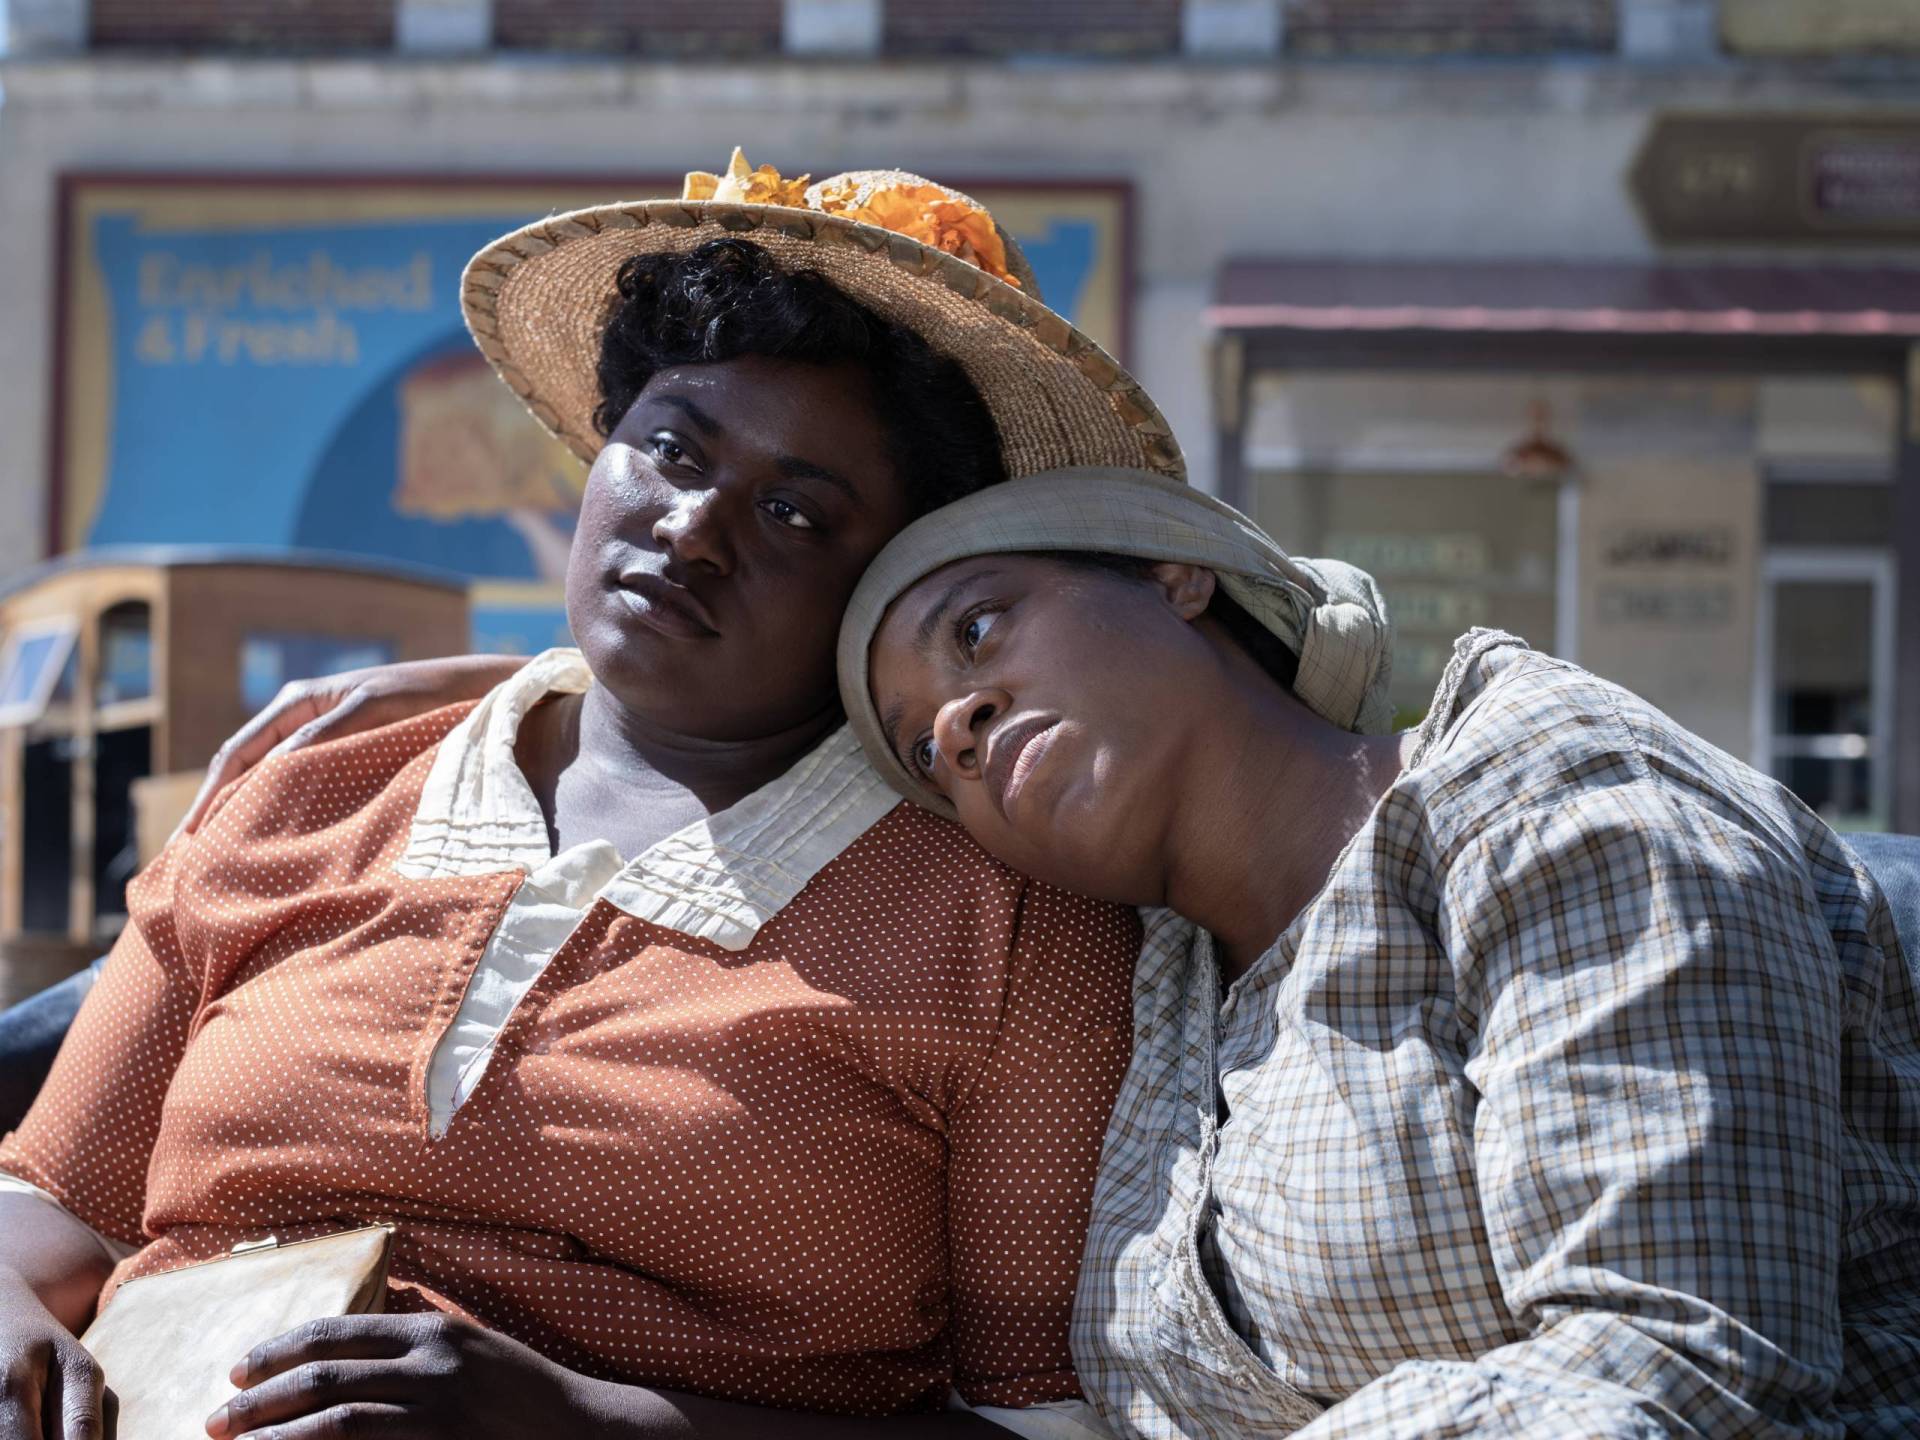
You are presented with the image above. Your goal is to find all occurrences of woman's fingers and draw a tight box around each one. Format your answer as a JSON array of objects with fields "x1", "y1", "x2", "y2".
[
  {"x1": 208, "y1": 1360, "x2": 405, "y2": 1438},
  {"x1": 255, "y1": 700, "x2": 372, "y2": 771},
  {"x1": 0, "y1": 1336, "x2": 98, "y2": 1440},
  {"x1": 178, "y1": 684, "x2": 334, "y2": 836},
  {"x1": 177, "y1": 655, "x2": 527, "y2": 838},
  {"x1": 49, "y1": 1341, "x2": 105, "y2": 1440},
  {"x1": 0, "y1": 1350, "x2": 44, "y2": 1440},
  {"x1": 211, "y1": 1401, "x2": 414, "y2": 1440},
  {"x1": 231, "y1": 1316, "x2": 420, "y2": 1389}
]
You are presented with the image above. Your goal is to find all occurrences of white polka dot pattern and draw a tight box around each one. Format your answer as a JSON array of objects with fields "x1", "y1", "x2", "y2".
[{"x1": 0, "y1": 705, "x2": 1140, "y2": 1416}]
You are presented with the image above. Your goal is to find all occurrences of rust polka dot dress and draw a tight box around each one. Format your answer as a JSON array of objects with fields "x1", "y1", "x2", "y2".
[{"x1": 0, "y1": 659, "x2": 1140, "y2": 1418}]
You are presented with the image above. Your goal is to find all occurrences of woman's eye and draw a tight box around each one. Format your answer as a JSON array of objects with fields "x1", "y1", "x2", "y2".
[
  {"x1": 760, "y1": 499, "x2": 817, "y2": 531},
  {"x1": 646, "y1": 434, "x2": 689, "y2": 466},
  {"x1": 912, "y1": 736, "x2": 937, "y2": 776},
  {"x1": 961, "y1": 610, "x2": 998, "y2": 652}
]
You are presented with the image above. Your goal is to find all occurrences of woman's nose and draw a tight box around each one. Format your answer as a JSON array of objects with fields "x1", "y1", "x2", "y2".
[
  {"x1": 650, "y1": 488, "x2": 735, "y2": 573},
  {"x1": 932, "y1": 688, "x2": 1009, "y2": 780}
]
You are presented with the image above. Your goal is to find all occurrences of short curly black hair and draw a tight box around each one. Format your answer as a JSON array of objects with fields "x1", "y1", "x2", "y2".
[{"x1": 593, "y1": 238, "x2": 1007, "y2": 517}]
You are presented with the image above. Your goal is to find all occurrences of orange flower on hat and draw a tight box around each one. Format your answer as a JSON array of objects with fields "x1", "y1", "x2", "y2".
[
  {"x1": 842, "y1": 186, "x2": 1018, "y2": 287},
  {"x1": 682, "y1": 147, "x2": 811, "y2": 207},
  {"x1": 684, "y1": 149, "x2": 1021, "y2": 289}
]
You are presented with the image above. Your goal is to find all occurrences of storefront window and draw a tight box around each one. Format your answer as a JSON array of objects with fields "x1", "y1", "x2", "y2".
[
  {"x1": 1255, "y1": 469, "x2": 1559, "y2": 724},
  {"x1": 1243, "y1": 372, "x2": 1901, "y2": 788}
]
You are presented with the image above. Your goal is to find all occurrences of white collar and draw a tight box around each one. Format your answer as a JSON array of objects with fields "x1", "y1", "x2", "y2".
[{"x1": 394, "y1": 648, "x2": 899, "y2": 951}]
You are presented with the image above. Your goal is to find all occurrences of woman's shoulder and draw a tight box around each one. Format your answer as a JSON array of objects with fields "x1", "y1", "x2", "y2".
[
  {"x1": 1397, "y1": 637, "x2": 1631, "y2": 844},
  {"x1": 1402, "y1": 634, "x2": 1756, "y2": 856},
  {"x1": 844, "y1": 798, "x2": 1136, "y2": 912},
  {"x1": 817, "y1": 800, "x2": 1142, "y2": 976},
  {"x1": 1404, "y1": 633, "x2": 1844, "y2": 889}
]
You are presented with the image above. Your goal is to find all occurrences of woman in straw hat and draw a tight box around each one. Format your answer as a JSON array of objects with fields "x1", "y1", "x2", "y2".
[
  {"x1": 0, "y1": 156, "x2": 1179, "y2": 1439},
  {"x1": 840, "y1": 467, "x2": 1920, "y2": 1440}
]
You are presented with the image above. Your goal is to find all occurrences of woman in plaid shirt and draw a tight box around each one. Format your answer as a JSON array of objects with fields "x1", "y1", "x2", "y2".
[{"x1": 842, "y1": 467, "x2": 1920, "y2": 1440}]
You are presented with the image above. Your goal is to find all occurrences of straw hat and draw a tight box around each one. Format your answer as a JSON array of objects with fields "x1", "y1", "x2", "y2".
[
  {"x1": 838, "y1": 467, "x2": 1396, "y2": 819},
  {"x1": 460, "y1": 150, "x2": 1183, "y2": 482}
]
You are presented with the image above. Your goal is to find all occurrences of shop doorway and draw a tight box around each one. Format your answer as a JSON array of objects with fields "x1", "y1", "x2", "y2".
[{"x1": 1754, "y1": 548, "x2": 1897, "y2": 831}]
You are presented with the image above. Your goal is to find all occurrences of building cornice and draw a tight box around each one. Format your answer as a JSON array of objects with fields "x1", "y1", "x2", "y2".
[{"x1": 1, "y1": 54, "x2": 1915, "y2": 116}]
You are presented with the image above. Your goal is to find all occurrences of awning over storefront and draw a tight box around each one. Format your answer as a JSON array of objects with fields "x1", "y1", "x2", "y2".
[{"x1": 1210, "y1": 259, "x2": 1920, "y2": 338}]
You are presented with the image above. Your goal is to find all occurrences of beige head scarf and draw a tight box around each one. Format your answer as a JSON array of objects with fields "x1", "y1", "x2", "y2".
[{"x1": 838, "y1": 467, "x2": 1395, "y2": 818}]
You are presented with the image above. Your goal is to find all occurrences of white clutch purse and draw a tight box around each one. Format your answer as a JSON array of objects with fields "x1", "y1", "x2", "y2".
[{"x1": 82, "y1": 1225, "x2": 393, "y2": 1440}]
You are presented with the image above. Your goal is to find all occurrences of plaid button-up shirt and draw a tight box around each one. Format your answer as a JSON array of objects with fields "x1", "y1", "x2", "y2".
[{"x1": 1074, "y1": 630, "x2": 1920, "y2": 1439}]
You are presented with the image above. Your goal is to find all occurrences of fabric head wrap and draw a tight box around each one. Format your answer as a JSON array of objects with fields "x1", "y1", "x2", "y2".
[{"x1": 837, "y1": 467, "x2": 1396, "y2": 818}]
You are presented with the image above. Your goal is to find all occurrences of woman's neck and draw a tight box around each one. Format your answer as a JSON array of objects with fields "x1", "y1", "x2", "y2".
[
  {"x1": 1161, "y1": 649, "x2": 1410, "y2": 985},
  {"x1": 516, "y1": 685, "x2": 845, "y2": 858}
]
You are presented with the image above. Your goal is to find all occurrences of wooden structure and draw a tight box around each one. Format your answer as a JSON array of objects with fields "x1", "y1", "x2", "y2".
[{"x1": 0, "y1": 548, "x2": 468, "y2": 1005}]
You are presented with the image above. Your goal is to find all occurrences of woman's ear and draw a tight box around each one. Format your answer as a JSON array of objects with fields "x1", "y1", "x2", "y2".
[{"x1": 1148, "y1": 564, "x2": 1217, "y2": 621}]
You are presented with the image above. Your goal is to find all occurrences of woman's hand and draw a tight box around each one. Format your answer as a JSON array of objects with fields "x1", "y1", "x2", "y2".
[
  {"x1": 207, "y1": 1313, "x2": 617, "y2": 1440},
  {"x1": 0, "y1": 1271, "x2": 107, "y2": 1440},
  {"x1": 209, "y1": 1311, "x2": 1011, "y2": 1439},
  {"x1": 180, "y1": 655, "x2": 528, "y2": 835}
]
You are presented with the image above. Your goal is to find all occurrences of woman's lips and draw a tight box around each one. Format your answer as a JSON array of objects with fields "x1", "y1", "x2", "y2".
[
  {"x1": 613, "y1": 570, "x2": 719, "y2": 638},
  {"x1": 984, "y1": 716, "x2": 1061, "y2": 819}
]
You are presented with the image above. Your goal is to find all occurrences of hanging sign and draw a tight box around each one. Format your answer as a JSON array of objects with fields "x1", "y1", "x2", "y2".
[{"x1": 1630, "y1": 113, "x2": 1920, "y2": 244}]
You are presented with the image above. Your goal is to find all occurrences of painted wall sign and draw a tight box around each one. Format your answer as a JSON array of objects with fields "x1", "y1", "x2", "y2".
[
  {"x1": 1595, "y1": 583, "x2": 1735, "y2": 626},
  {"x1": 1579, "y1": 459, "x2": 1759, "y2": 757},
  {"x1": 1322, "y1": 532, "x2": 1490, "y2": 580},
  {"x1": 1600, "y1": 527, "x2": 1735, "y2": 568},
  {"x1": 52, "y1": 175, "x2": 1133, "y2": 653},
  {"x1": 1630, "y1": 114, "x2": 1920, "y2": 244}
]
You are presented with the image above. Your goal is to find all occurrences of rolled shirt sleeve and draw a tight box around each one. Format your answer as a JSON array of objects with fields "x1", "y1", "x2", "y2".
[{"x1": 1294, "y1": 786, "x2": 1851, "y2": 1438}]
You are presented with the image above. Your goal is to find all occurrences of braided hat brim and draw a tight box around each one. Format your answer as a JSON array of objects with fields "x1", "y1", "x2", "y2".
[{"x1": 460, "y1": 201, "x2": 1184, "y2": 483}]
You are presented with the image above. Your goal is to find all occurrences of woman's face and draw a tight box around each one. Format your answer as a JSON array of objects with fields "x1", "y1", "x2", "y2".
[
  {"x1": 868, "y1": 555, "x2": 1219, "y2": 905},
  {"x1": 569, "y1": 354, "x2": 914, "y2": 741}
]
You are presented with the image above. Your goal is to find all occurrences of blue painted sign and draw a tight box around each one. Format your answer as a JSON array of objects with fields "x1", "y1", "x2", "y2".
[{"x1": 57, "y1": 180, "x2": 1128, "y2": 653}]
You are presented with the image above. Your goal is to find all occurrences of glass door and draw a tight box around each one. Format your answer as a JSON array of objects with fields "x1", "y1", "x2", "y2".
[{"x1": 1753, "y1": 548, "x2": 1896, "y2": 830}]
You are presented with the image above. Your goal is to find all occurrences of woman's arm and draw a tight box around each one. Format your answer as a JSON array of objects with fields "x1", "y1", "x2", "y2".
[
  {"x1": 179, "y1": 654, "x2": 529, "y2": 833},
  {"x1": 0, "y1": 1194, "x2": 114, "y2": 1440},
  {"x1": 0, "y1": 1192, "x2": 114, "y2": 1331},
  {"x1": 1288, "y1": 789, "x2": 1854, "y2": 1439}
]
